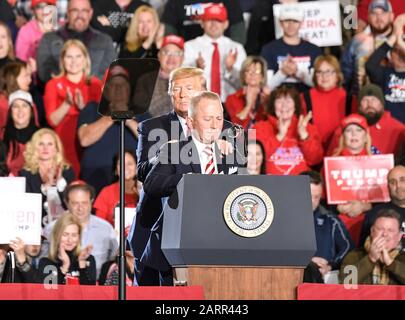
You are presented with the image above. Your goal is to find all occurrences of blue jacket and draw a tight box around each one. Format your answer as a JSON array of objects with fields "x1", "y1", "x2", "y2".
[{"x1": 313, "y1": 205, "x2": 354, "y2": 269}]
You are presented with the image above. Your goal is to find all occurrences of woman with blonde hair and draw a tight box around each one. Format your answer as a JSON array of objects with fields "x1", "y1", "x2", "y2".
[
  {"x1": 37, "y1": 213, "x2": 96, "y2": 285},
  {"x1": 44, "y1": 39, "x2": 102, "y2": 176},
  {"x1": 119, "y1": 5, "x2": 163, "y2": 59},
  {"x1": 20, "y1": 128, "x2": 75, "y2": 227},
  {"x1": 301, "y1": 54, "x2": 355, "y2": 151},
  {"x1": 327, "y1": 114, "x2": 373, "y2": 246}
]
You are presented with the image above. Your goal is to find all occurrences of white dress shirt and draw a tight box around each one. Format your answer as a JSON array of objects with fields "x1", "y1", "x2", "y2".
[
  {"x1": 192, "y1": 136, "x2": 218, "y2": 174},
  {"x1": 177, "y1": 114, "x2": 190, "y2": 137},
  {"x1": 183, "y1": 34, "x2": 247, "y2": 102}
]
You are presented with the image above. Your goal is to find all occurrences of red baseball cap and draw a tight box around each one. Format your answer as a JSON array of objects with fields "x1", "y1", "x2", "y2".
[
  {"x1": 201, "y1": 3, "x2": 228, "y2": 22},
  {"x1": 31, "y1": 0, "x2": 56, "y2": 8},
  {"x1": 341, "y1": 114, "x2": 368, "y2": 131},
  {"x1": 161, "y1": 35, "x2": 185, "y2": 50},
  {"x1": 106, "y1": 65, "x2": 130, "y2": 82}
]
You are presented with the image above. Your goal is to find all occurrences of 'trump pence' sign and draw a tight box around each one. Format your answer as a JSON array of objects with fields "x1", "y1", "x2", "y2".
[
  {"x1": 0, "y1": 193, "x2": 42, "y2": 245},
  {"x1": 324, "y1": 154, "x2": 394, "y2": 204},
  {"x1": 273, "y1": 1, "x2": 342, "y2": 47}
]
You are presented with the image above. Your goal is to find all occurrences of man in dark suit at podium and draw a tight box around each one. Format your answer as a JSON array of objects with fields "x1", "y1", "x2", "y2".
[
  {"x1": 128, "y1": 67, "x2": 246, "y2": 285},
  {"x1": 141, "y1": 91, "x2": 242, "y2": 285}
]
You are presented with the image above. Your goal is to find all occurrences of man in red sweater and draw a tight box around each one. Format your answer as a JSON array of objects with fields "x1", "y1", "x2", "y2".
[{"x1": 327, "y1": 84, "x2": 405, "y2": 156}]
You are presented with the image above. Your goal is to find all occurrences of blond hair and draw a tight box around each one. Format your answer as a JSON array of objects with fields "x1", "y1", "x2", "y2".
[
  {"x1": 332, "y1": 127, "x2": 372, "y2": 156},
  {"x1": 49, "y1": 213, "x2": 82, "y2": 262},
  {"x1": 23, "y1": 128, "x2": 70, "y2": 173},
  {"x1": 168, "y1": 67, "x2": 206, "y2": 95},
  {"x1": 54, "y1": 39, "x2": 91, "y2": 80},
  {"x1": 0, "y1": 22, "x2": 14, "y2": 60},
  {"x1": 125, "y1": 5, "x2": 160, "y2": 52}
]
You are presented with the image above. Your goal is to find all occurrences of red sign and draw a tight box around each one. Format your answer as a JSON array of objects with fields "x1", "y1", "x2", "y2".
[
  {"x1": 298, "y1": 283, "x2": 405, "y2": 300},
  {"x1": 324, "y1": 154, "x2": 394, "y2": 204}
]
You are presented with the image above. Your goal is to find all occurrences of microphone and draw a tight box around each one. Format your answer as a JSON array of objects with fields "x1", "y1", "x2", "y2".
[
  {"x1": 8, "y1": 251, "x2": 15, "y2": 283},
  {"x1": 224, "y1": 123, "x2": 248, "y2": 166},
  {"x1": 226, "y1": 123, "x2": 244, "y2": 139}
]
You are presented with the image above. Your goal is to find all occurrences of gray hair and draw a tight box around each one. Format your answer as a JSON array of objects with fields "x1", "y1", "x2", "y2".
[{"x1": 188, "y1": 91, "x2": 223, "y2": 118}]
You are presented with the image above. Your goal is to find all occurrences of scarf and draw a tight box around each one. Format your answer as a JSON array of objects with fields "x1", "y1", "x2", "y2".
[
  {"x1": 364, "y1": 236, "x2": 400, "y2": 285},
  {"x1": 7, "y1": 126, "x2": 38, "y2": 144},
  {"x1": 4, "y1": 125, "x2": 38, "y2": 160}
]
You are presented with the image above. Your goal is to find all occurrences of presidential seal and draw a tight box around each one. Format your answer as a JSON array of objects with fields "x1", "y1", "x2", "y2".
[{"x1": 223, "y1": 186, "x2": 274, "y2": 237}]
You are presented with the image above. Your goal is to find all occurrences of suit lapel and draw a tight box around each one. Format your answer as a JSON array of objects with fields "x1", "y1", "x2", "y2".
[
  {"x1": 168, "y1": 111, "x2": 188, "y2": 140},
  {"x1": 179, "y1": 138, "x2": 201, "y2": 173},
  {"x1": 214, "y1": 142, "x2": 226, "y2": 174}
]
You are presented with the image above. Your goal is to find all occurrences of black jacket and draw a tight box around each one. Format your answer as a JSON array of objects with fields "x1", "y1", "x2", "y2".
[
  {"x1": 128, "y1": 111, "x2": 246, "y2": 261},
  {"x1": 19, "y1": 167, "x2": 75, "y2": 227},
  {"x1": 140, "y1": 137, "x2": 242, "y2": 272},
  {"x1": 37, "y1": 252, "x2": 96, "y2": 285},
  {"x1": 1, "y1": 252, "x2": 39, "y2": 283}
]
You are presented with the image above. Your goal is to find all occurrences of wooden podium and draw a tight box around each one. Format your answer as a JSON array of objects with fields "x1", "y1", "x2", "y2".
[
  {"x1": 173, "y1": 266, "x2": 303, "y2": 300},
  {"x1": 162, "y1": 175, "x2": 315, "y2": 300}
]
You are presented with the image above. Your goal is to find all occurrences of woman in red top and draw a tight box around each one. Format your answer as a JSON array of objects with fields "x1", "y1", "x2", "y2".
[
  {"x1": 3, "y1": 90, "x2": 39, "y2": 176},
  {"x1": 329, "y1": 114, "x2": 373, "y2": 246},
  {"x1": 94, "y1": 150, "x2": 140, "y2": 226},
  {"x1": 44, "y1": 39, "x2": 102, "y2": 177},
  {"x1": 301, "y1": 55, "x2": 355, "y2": 151},
  {"x1": 225, "y1": 56, "x2": 269, "y2": 130},
  {"x1": 252, "y1": 86, "x2": 323, "y2": 175}
]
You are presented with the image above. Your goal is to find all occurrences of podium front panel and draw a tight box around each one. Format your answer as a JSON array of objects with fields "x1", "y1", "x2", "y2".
[{"x1": 162, "y1": 175, "x2": 316, "y2": 267}]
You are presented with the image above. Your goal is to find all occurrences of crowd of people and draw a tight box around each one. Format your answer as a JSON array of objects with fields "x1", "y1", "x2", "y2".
[{"x1": 0, "y1": 0, "x2": 404, "y2": 288}]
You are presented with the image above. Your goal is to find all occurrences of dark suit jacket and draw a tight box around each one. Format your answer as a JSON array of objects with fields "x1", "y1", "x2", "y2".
[
  {"x1": 140, "y1": 138, "x2": 241, "y2": 271},
  {"x1": 129, "y1": 110, "x2": 246, "y2": 260},
  {"x1": 19, "y1": 167, "x2": 75, "y2": 227}
]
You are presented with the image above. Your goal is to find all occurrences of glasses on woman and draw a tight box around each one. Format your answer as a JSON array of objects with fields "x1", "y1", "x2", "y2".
[{"x1": 315, "y1": 69, "x2": 336, "y2": 77}]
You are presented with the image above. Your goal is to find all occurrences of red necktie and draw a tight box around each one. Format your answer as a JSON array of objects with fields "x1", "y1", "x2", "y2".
[
  {"x1": 203, "y1": 146, "x2": 215, "y2": 175},
  {"x1": 211, "y1": 42, "x2": 221, "y2": 97}
]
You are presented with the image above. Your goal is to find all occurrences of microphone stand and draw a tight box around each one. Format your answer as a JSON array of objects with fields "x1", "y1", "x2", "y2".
[{"x1": 112, "y1": 111, "x2": 133, "y2": 301}]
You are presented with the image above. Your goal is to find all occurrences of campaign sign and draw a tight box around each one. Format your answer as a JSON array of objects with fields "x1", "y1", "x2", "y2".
[
  {"x1": 273, "y1": 1, "x2": 343, "y2": 47},
  {"x1": 0, "y1": 177, "x2": 26, "y2": 194},
  {"x1": 0, "y1": 193, "x2": 42, "y2": 245},
  {"x1": 324, "y1": 154, "x2": 394, "y2": 204}
]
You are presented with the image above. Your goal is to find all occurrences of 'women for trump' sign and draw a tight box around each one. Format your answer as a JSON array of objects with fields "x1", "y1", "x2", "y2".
[
  {"x1": 0, "y1": 193, "x2": 42, "y2": 245},
  {"x1": 324, "y1": 154, "x2": 394, "y2": 204}
]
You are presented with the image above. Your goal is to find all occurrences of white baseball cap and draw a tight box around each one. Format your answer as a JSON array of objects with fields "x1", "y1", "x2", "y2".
[
  {"x1": 8, "y1": 90, "x2": 34, "y2": 107},
  {"x1": 279, "y1": 5, "x2": 304, "y2": 22}
]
